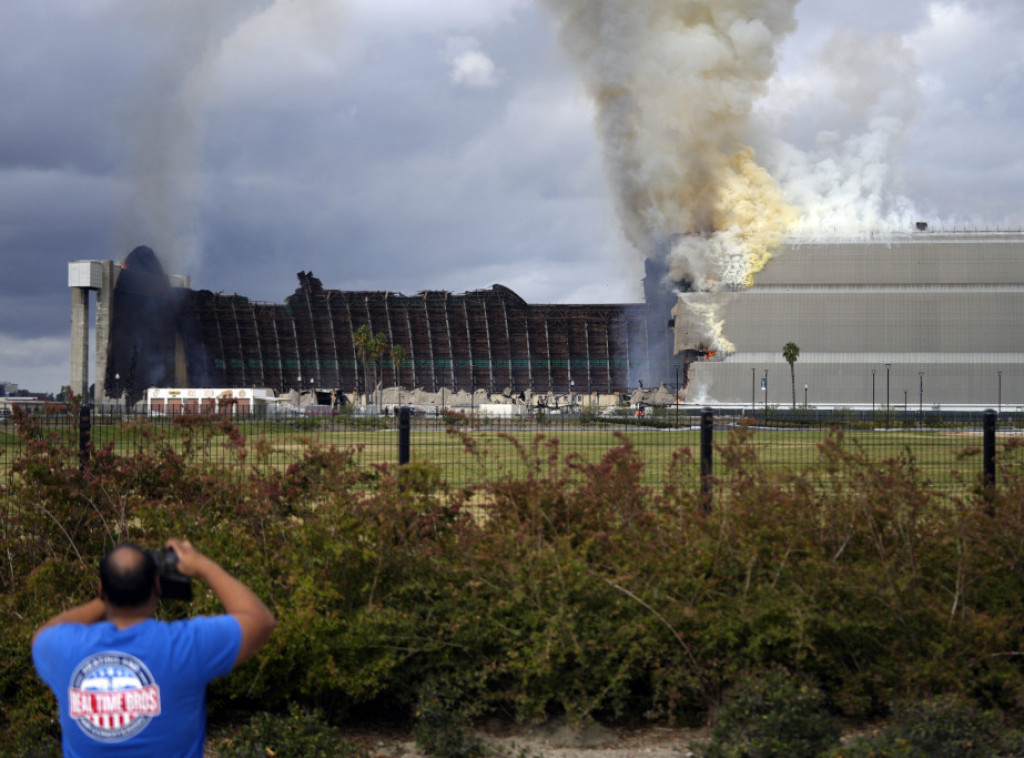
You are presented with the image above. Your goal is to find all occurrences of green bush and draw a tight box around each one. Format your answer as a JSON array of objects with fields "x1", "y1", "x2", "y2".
[
  {"x1": 702, "y1": 669, "x2": 840, "y2": 758},
  {"x1": 212, "y1": 703, "x2": 364, "y2": 757},
  {"x1": 824, "y1": 695, "x2": 1022, "y2": 758},
  {"x1": 8, "y1": 416, "x2": 1024, "y2": 745},
  {"x1": 414, "y1": 677, "x2": 487, "y2": 758}
]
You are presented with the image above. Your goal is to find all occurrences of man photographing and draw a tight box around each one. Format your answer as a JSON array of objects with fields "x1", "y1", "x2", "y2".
[{"x1": 32, "y1": 539, "x2": 276, "y2": 756}]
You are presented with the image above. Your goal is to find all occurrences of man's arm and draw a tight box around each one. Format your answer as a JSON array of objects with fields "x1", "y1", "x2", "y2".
[
  {"x1": 32, "y1": 597, "x2": 106, "y2": 647},
  {"x1": 166, "y1": 539, "x2": 276, "y2": 667}
]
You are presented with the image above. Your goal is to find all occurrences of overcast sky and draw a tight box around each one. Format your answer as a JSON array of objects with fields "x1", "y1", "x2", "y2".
[{"x1": 2, "y1": 0, "x2": 1022, "y2": 394}]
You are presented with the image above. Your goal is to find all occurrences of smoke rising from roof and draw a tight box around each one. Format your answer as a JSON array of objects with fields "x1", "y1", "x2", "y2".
[
  {"x1": 114, "y1": 0, "x2": 347, "y2": 273},
  {"x1": 539, "y1": 0, "x2": 801, "y2": 256},
  {"x1": 765, "y1": 29, "x2": 921, "y2": 234},
  {"x1": 538, "y1": 0, "x2": 802, "y2": 352}
]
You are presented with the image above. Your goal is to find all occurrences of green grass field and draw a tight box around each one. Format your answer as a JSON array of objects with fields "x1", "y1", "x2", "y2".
[{"x1": 0, "y1": 414, "x2": 1004, "y2": 495}]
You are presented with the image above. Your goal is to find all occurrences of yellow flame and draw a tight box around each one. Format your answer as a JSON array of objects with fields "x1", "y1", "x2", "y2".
[
  {"x1": 714, "y1": 147, "x2": 800, "y2": 286},
  {"x1": 685, "y1": 297, "x2": 736, "y2": 354}
]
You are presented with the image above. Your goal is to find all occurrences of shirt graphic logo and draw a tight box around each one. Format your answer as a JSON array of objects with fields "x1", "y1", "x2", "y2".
[{"x1": 68, "y1": 652, "x2": 161, "y2": 742}]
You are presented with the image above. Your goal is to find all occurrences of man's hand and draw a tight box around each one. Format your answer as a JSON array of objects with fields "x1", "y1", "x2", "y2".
[
  {"x1": 165, "y1": 538, "x2": 276, "y2": 667},
  {"x1": 165, "y1": 539, "x2": 211, "y2": 578}
]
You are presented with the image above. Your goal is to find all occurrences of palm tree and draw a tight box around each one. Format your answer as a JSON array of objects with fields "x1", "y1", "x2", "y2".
[
  {"x1": 354, "y1": 326, "x2": 392, "y2": 407},
  {"x1": 353, "y1": 325, "x2": 374, "y2": 401},
  {"x1": 783, "y1": 342, "x2": 800, "y2": 410},
  {"x1": 390, "y1": 344, "x2": 407, "y2": 408},
  {"x1": 390, "y1": 344, "x2": 406, "y2": 387},
  {"x1": 370, "y1": 332, "x2": 389, "y2": 407}
]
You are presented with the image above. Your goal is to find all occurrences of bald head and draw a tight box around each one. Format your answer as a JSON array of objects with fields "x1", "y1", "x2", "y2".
[{"x1": 100, "y1": 544, "x2": 157, "y2": 608}]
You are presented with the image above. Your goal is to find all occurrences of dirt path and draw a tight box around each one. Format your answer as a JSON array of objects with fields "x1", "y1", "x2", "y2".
[{"x1": 347, "y1": 721, "x2": 710, "y2": 757}]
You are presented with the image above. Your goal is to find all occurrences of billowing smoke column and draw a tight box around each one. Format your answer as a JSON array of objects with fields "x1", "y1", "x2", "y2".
[
  {"x1": 539, "y1": 0, "x2": 802, "y2": 354},
  {"x1": 114, "y1": 0, "x2": 347, "y2": 274},
  {"x1": 115, "y1": 2, "x2": 274, "y2": 273},
  {"x1": 769, "y1": 30, "x2": 920, "y2": 234}
]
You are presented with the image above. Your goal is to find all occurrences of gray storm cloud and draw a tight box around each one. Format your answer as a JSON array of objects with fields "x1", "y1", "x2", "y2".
[
  {"x1": 538, "y1": 0, "x2": 803, "y2": 352},
  {"x1": 114, "y1": 0, "x2": 346, "y2": 273}
]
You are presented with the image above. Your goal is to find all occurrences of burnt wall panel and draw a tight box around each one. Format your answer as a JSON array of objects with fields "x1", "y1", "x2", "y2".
[
  {"x1": 427, "y1": 295, "x2": 455, "y2": 389},
  {"x1": 182, "y1": 276, "x2": 647, "y2": 396},
  {"x1": 406, "y1": 296, "x2": 433, "y2": 389},
  {"x1": 487, "y1": 296, "x2": 512, "y2": 391},
  {"x1": 254, "y1": 305, "x2": 285, "y2": 391},
  {"x1": 463, "y1": 296, "x2": 491, "y2": 392}
]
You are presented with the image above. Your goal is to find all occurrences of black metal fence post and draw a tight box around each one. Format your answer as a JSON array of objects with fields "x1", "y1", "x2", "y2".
[
  {"x1": 79, "y1": 404, "x2": 92, "y2": 471},
  {"x1": 983, "y1": 408, "x2": 996, "y2": 512},
  {"x1": 398, "y1": 406, "x2": 411, "y2": 466},
  {"x1": 700, "y1": 407, "x2": 713, "y2": 515}
]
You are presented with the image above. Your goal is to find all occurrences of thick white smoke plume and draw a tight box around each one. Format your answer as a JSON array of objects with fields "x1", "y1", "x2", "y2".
[
  {"x1": 114, "y1": 0, "x2": 346, "y2": 272},
  {"x1": 538, "y1": 0, "x2": 802, "y2": 353},
  {"x1": 764, "y1": 29, "x2": 921, "y2": 235}
]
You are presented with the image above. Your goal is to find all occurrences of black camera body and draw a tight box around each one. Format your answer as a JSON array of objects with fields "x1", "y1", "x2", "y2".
[{"x1": 148, "y1": 548, "x2": 193, "y2": 602}]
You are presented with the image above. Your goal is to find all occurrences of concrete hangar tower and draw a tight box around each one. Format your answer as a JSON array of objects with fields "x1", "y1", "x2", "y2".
[
  {"x1": 69, "y1": 248, "x2": 192, "y2": 404},
  {"x1": 678, "y1": 230, "x2": 1024, "y2": 409},
  {"x1": 68, "y1": 260, "x2": 118, "y2": 403}
]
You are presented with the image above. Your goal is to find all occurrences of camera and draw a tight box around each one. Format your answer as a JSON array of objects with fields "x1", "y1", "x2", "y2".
[{"x1": 147, "y1": 548, "x2": 193, "y2": 602}]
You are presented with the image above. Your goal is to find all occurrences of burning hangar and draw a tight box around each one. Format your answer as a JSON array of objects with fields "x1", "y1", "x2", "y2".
[
  {"x1": 70, "y1": 230, "x2": 1024, "y2": 409},
  {"x1": 69, "y1": 246, "x2": 681, "y2": 406},
  {"x1": 677, "y1": 230, "x2": 1024, "y2": 408}
]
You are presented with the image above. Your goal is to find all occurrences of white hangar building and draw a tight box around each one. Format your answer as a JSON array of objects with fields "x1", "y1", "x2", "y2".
[{"x1": 679, "y1": 231, "x2": 1024, "y2": 410}]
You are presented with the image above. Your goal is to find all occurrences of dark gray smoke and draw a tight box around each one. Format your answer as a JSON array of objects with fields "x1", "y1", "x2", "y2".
[{"x1": 113, "y1": 0, "x2": 348, "y2": 274}]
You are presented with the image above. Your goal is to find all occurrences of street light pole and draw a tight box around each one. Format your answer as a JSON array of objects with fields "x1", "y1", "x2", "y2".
[
  {"x1": 675, "y1": 365, "x2": 680, "y2": 428},
  {"x1": 804, "y1": 383, "x2": 808, "y2": 408},
  {"x1": 919, "y1": 371, "x2": 924, "y2": 427},
  {"x1": 998, "y1": 370, "x2": 1002, "y2": 415},
  {"x1": 871, "y1": 369, "x2": 876, "y2": 414},
  {"x1": 751, "y1": 368, "x2": 755, "y2": 413},
  {"x1": 885, "y1": 363, "x2": 891, "y2": 429},
  {"x1": 763, "y1": 370, "x2": 769, "y2": 425}
]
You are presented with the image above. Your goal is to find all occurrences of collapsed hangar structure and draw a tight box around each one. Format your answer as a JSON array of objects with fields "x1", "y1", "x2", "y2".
[
  {"x1": 69, "y1": 246, "x2": 678, "y2": 406},
  {"x1": 70, "y1": 230, "x2": 1024, "y2": 409}
]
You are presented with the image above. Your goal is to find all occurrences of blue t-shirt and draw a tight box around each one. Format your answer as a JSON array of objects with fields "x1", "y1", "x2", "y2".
[{"x1": 32, "y1": 615, "x2": 242, "y2": 757}]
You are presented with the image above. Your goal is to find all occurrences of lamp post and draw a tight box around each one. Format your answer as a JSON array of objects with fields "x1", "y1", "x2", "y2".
[
  {"x1": 885, "y1": 363, "x2": 891, "y2": 429},
  {"x1": 763, "y1": 370, "x2": 769, "y2": 426},
  {"x1": 675, "y1": 365, "x2": 680, "y2": 428},
  {"x1": 871, "y1": 368, "x2": 876, "y2": 414},
  {"x1": 804, "y1": 383, "x2": 808, "y2": 408},
  {"x1": 918, "y1": 371, "x2": 924, "y2": 427},
  {"x1": 998, "y1": 370, "x2": 1003, "y2": 415},
  {"x1": 751, "y1": 367, "x2": 756, "y2": 413}
]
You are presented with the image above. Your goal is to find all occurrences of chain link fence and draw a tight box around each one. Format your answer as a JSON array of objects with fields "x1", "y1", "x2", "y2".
[{"x1": 0, "y1": 405, "x2": 1009, "y2": 505}]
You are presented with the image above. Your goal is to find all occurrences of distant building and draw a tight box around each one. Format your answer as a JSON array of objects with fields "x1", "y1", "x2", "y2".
[
  {"x1": 679, "y1": 231, "x2": 1024, "y2": 407},
  {"x1": 0, "y1": 396, "x2": 57, "y2": 416},
  {"x1": 144, "y1": 387, "x2": 277, "y2": 415}
]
